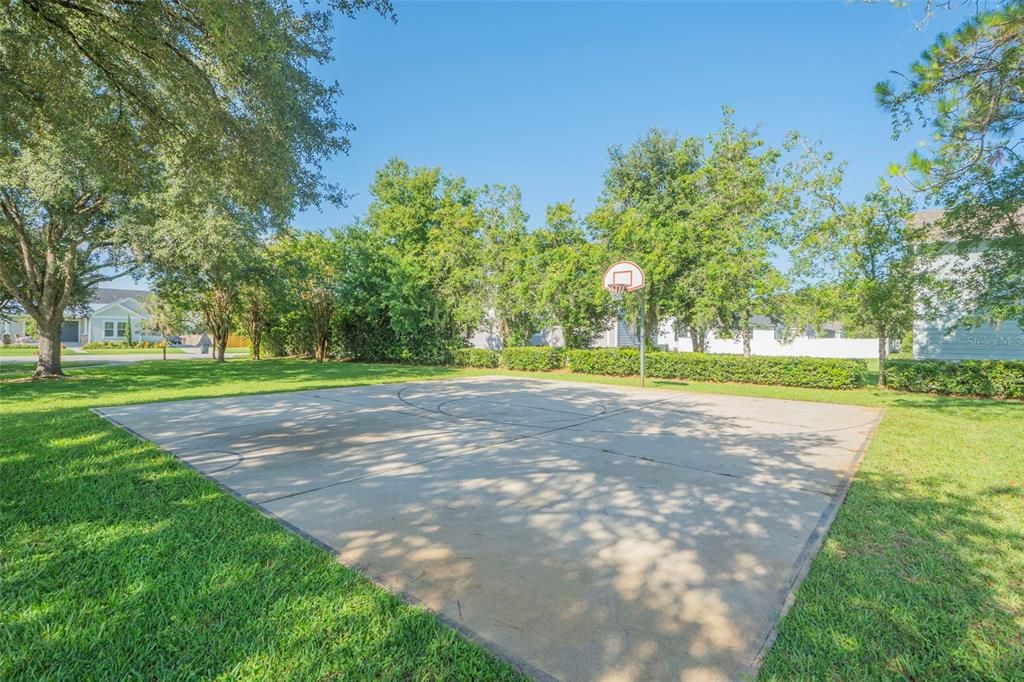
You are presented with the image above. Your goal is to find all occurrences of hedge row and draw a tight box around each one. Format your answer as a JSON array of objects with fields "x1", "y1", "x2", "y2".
[
  {"x1": 451, "y1": 347, "x2": 499, "y2": 368},
  {"x1": 886, "y1": 359, "x2": 1024, "y2": 399},
  {"x1": 84, "y1": 340, "x2": 167, "y2": 349},
  {"x1": 500, "y1": 346, "x2": 563, "y2": 371},
  {"x1": 453, "y1": 346, "x2": 866, "y2": 389},
  {"x1": 566, "y1": 348, "x2": 866, "y2": 389}
]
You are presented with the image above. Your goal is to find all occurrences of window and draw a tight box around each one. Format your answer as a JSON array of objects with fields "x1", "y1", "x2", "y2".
[{"x1": 104, "y1": 321, "x2": 128, "y2": 338}]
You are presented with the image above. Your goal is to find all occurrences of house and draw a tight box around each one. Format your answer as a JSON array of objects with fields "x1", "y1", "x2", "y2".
[
  {"x1": 912, "y1": 209, "x2": 1024, "y2": 361},
  {"x1": 1, "y1": 287, "x2": 158, "y2": 345},
  {"x1": 469, "y1": 311, "x2": 880, "y2": 359},
  {"x1": 651, "y1": 315, "x2": 879, "y2": 358}
]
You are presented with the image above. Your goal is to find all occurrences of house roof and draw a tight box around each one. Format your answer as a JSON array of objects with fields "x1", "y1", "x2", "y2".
[
  {"x1": 93, "y1": 287, "x2": 150, "y2": 305},
  {"x1": 913, "y1": 207, "x2": 1024, "y2": 242}
]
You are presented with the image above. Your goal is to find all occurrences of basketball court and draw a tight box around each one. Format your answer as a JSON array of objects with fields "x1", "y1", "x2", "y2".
[{"x1": 97, "y1": 376, "x2": 880, "y2": 681}]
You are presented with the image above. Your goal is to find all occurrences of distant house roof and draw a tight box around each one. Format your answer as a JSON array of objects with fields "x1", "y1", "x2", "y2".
[
  {"x1": 912, "y1": 207, "x2": 1024, "y2": 243},
  {"x1": 93, "y1": 287, "x2": 150, "y2": 305}
]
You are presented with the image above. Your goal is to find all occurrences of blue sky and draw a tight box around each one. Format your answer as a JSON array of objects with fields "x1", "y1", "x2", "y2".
[
  {"x1": 295, "y1": 0, "x2": 973, "y2": 232},
  {"x1": 115, "y1": 1, "x2": 972, "y2": 289}
]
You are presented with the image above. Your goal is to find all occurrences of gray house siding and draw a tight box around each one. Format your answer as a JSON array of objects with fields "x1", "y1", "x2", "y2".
[{"x1": 914, "y1": 319, "x2": 1024, "y2": 361}]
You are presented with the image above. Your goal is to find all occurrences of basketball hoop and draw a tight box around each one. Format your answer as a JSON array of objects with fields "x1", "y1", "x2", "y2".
[
  {"x1": 601, "y1": 260, "x2": 648, "y2": 387},
  {"x1": 602, "y1": 261, "x2": 645, "y2": 295}
]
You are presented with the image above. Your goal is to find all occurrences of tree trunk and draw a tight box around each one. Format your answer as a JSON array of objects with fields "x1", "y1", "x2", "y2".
[
  {"x1": 162, "y1": 335, "x2": 167, "y2": 361},
  {"x1": 877, "y1": 334, "x2": 888, "y2": 387},
  {"x1": 202, "y1": 288, "x2": 234, "y2": 363},
  {"x1": 689, "y1": 326, "x2": 707, "y2": 353},
  {"x1": 250, "y1": 327, "x2": 262, "y2": 360},
  {"x1": 34, "y1": 318, "x2": 64, "y2": 379},
  {"x1": 741, "y1": 314, "x2": 752, "y2": 357}
]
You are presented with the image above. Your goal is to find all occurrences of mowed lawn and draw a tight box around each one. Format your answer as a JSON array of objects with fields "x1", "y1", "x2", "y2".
[
  {"x1": 1, "y1": 361, "x2": 1022, "y2": 680},
  {"x1": 0, "y1": 348, "x2": 41, "y2": 356}
]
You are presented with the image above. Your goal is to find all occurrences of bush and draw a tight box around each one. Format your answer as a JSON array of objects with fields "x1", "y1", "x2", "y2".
[
  {"x1": 452, "y1": 348, "x2": 500, "y2": 368},
  {"x1": 565, "y1": 348, "x2": 866, "y2": 389},
  {"x1": 564, "y1": 347, "x2": 640, "y2": 375},
  {"x1": 886, "y1": 359, "x2": 1024, "y2": 399},
  {"x1": 84, "y1": 340, "x2": 165, "y2": 349},
  {"x1": 500, "y1": 346, "x2": 564, "y2": 371}
]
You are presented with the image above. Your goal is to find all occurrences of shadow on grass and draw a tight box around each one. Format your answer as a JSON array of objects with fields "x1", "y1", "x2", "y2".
[
  {"x1": 0, "y1": 359, "x2": 463, "y2": 410},
  {"x1": 0, "y1": 402, "x2": 523, "y2": 680},
  {"x1": 761, "y1": 469, "x2": 1024, "y2": 680}
]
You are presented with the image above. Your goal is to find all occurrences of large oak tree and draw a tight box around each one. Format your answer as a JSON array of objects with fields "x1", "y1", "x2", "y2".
[{"x1": 0, "y1": 0, "x2": 391, "y2": 377}]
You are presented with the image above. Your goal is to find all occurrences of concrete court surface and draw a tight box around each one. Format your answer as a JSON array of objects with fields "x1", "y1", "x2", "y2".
[{"x1": 97, "y1": 376, "x2": 881, "y2": 682}]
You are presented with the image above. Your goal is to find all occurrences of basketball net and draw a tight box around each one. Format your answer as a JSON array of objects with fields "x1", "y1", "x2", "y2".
[{"x1": 607, "y1": 283, "x2": 627, "y2": 301}]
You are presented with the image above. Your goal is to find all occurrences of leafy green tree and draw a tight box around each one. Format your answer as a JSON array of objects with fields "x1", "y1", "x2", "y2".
[
  {"x1": 336, "y1": 159, "x2": 485, "y2": 362},
  {"x1": 236, "y1": 248, "x2": 282, "y2": 361},
  {"x1": 685, "y1": 110, "x2": 787, "y2": 355},
  {"x1": 143, "y1": 295, "x2": 187, "y2": 361},
  {"x1": 794, "y1": 183, "x2": 919, "y2": 384},
  {"x1": 0, "y1": 0, "x2": 390, "y2": 378},
  {"x1": 589, "y1": 128, "x2": 704, "y2": 346},
  {"x1": 273, "y1": 232, "x2": 341, "y2": 363},
  {"x1": 479, "y1": 186, "x2": 539, "y2": 346},
  {"x1": 591, "y1": 112, "x2": 839, "y2": 353},
  {"x1": 535, "y1": 203, "x2": 615, "y2": 349},
  {"x1": 878, "y1": 3, "x2": 1024, "y2": 325},
  {"x1": 151, "y1": 213, "x2": 261, "y2": 362}
]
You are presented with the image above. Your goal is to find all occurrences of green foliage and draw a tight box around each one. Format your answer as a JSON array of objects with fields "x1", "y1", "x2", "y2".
[
  {"x1": 0, "y1": 1, "x2": 390, "y2": 376},
  {"x1": 564, "y1": 348, "x2": 866, "y2": 389},
  {"x1": 269, "y1": 232, "x2": 341, "y2": 362},
  {"x1": 84, "y1": 340, "x2": 166, "y2": 350},
  {"x1": 535, "y1": 203, "x2": 615, "y2": 348},
  {"x1": 564, "y1": 348, "x2": 641, "y2": 376},
  {"x1": 878, "y1": 4, "x2": 1024, "y2": 325},
  {"x1": 479, "y1": 186, "x2": 539, "y2": 346},
  {"x1": 452, "y1": 348, "x2": 500, "y2": 368},
  {"x1": 333, "y1": 159, "x2": 486, "y2": 364},
  {"x1": 886, "y1": 359, "x2": 1024, "y2": 399},
  {"x1": 791, "y1": 179, "x2": 919, "y2": 383},
  {"x1": 499, "y1": 347, "x2": 564, "y2": 372},
  {"x1": 151, "y1": 217, "x2": 261, "y2": 362},
  {"x1": 143, "y1": 295, "x2": 187, "y2": 344},
  {"x1": 589, "y1": 110, "x2": 842, "y2": 352}
]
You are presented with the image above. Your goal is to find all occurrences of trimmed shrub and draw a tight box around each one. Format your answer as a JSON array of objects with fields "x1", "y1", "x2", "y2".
[
  {"x1": 83, "y1": 340, "x2": 167, "y2": 350},
  {"x1": 565, "y1": 347, "x2": 866, "y2": 389},
  {"x1": 564, "y1": 347, "x2": 640, "y2": 376},
  {"x1": 452, "y1": 347, "x2": 500, "y2": 368},
  {"x1": 886, "y1": 359, "x2": 1024, "y2": 399},
  {"x1": 500, "y1": 346, "x2": 564, "y2": 371}
]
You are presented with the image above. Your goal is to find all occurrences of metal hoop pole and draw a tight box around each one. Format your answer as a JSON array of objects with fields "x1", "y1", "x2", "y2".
[{"x1": 639, "y1": 290, "x2": 645, "y2": 388}]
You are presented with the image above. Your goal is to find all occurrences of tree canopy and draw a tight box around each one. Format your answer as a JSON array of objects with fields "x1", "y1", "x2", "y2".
[
  {"x1": 0, "y1": 0, "x2": 391, "y2": 376},
  {"x1": 878, "y1": 2, "x2": 1024, "y2": 324}
]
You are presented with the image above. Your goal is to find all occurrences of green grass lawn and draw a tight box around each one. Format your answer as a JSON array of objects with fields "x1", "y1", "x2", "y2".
[
  {"x1": 2, "y1": 360, "x2": 1022, "y2": 680},
  {"x1": 0, "y1": 347, "x2": 41, "y2": 356}
]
